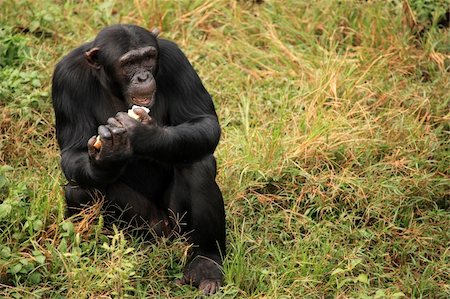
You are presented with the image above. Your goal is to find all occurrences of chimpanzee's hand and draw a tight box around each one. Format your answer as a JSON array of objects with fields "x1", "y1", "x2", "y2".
[
  {"x1": 130, "y1": 107, "x2": 153, "y2": 125},
  {"x1": 112, "y1": 108, "x2": 156, "y2": 133},
  {"x1": 88, "y1": 125, "x2": 132, "y2": 165}
]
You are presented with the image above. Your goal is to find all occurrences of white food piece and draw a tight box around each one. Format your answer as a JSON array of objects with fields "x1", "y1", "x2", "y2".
[{"x1": 128, "y1": 105, "x2": 150, "y2": 120}]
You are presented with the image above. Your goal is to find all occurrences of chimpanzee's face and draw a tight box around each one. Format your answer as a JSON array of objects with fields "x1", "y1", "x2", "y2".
[{"x1": 115, "y1": 46, "x2": 158, "y2": 108}]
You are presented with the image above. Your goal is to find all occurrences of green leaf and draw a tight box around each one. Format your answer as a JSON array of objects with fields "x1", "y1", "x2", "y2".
[
  {"x1": 29, "y1": 272, "x2": 42, "y2": 284},
  {"x1": 356, "y1": 273, "x2": 369, "y2": 285},
  {"x1": 19, "y1": 258, "x2": 29, "y2": 266},
  {"x1": 0, "y1": 175, "x2": 7, "y2": 189},
  {"x1": 31, "y1": 78, "x2": 41, "y2": 87},
  {"x1": 374, "y1": 289, "x2": 386, "y2": 299},
  {"x1": 331, "y1": 267, "x2": 346, "y2": 275},
  {"x1": 337, "y1": 277, "x2": 352, "y2": 289},
  {"x1": 349, "y1": 258, "x2": 362, "y2": 269},
  {"x1": 102, "y1": 242, "x2": 110, "y2": 250},
  {"x1": 33, "y1": 219, "x2": 43, "y2": 231},
  {"x1": 124, "y1": 248, "x2": 134, "y2": 254},
  {"x1": 61, "y1": 221, "x2": 74, "y2": 237},
  {"x1": 0, "y1": 246, "x2": 11, "y2": 258},
  {"x1": 35, "y1": 255, "x2": 45, "y2": 264},
  {"x1": 58, "y1": 238, "x2": 67, "y2": 253},
  {"x1": 0, "y1": 202, "x2": 12, "y2": 219},
  {"x1": 9, "y1": 263, "x2": 22, "y2": 275},
  {"x1": 29, "y1": 20, "x2": 40, "y2": 33},
  {"x1": 0, "y1": 165, "x2": 13, "y2": 172}
]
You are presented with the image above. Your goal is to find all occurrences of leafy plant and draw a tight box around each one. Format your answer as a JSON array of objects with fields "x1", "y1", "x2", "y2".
[
  {"x1": 409, "y1": 0, "x2": 449, "y2": 28},
  {"x1": 0, "y1": 166, "x2": 13, "y2": 202},
  {"x1": 0, "y1": 27, "x2": 29, "y2": 67}
]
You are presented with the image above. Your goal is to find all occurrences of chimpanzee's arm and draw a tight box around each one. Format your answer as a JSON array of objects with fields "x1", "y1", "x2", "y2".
[
  {"x1": 52, "y1": 47, "x2": 128, "y2": 187},
  {"x1": 130, "y1": 114, "x2": 220, "y2": 164}
]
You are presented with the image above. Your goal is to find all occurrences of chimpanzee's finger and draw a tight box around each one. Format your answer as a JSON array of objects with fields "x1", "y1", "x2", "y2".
[
  {"x1": 133, "y1": 107, "x2": 152, "y2": 123},
  {"x1": 115, "y1": 111, "x2": 137, "y2": 128},
  {"x1": 107, "y1": 117, "x2": 123, "y2": 128},
  {"x1": 108, "y1": 125, "x2": 126, "y2": 136},
  {"x1": 98, "y1": 125, "x2": 112, "y2": 139},
  {"x1": 87, "y1": 135, "x2": 97, "y2": 147},
  {"x1": 104, "y1": 125, "x2": 126, "y2": 150}
]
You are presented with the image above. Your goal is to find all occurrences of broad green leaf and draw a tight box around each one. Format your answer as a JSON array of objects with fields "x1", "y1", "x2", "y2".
[
  {"x1": 331, "y1": 267, "x2": 346, "y2": 275},
  {"x1": 0, "y1": 202, "x2": 12, "y2": 219},
  {"x1": 357, "y1": 273, "x2": 369, "y2": 284},
  {"x1": 29, "y1": 272, "x2": 42, "y2": 284},
  {"x1": 35, "y1": 255, "x2": 45, "y2": 264},
  {"x1": 9, "y1": 263, "x2": 22, "y2": 275}
]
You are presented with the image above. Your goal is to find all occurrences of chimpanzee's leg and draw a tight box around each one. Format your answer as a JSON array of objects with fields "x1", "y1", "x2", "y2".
[
  {"x1": 64, "y1": 183, "x2": 103, "y2": 216},
  {"x1": 64, "y1": 182, "x2": 171, "y2": 236},
  {"x1": 105, "y1": 182, "x2": 171, "y2": 237},
  {"x1": 169, "y1": 155, "x2": 226, "y2": 295}
]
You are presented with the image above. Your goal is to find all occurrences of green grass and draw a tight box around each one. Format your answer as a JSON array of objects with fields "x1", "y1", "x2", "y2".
[{"x1": 1, "y1": 0, "x2": 449, "y2": 298}]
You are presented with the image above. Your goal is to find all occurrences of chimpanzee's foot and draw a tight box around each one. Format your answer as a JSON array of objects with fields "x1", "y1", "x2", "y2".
[{"x1": 176, "y1": 255, "x2": 223, "y2": 295}]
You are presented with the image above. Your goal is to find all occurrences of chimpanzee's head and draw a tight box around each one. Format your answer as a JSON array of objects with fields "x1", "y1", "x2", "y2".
[{"x1": 84, "y1": 24, "x2": 160, "y2": 108}]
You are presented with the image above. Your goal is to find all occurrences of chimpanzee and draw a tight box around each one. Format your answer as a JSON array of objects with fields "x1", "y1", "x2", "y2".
[{"x1": 51, "y1": 24, "x2": 225, "y2": 295}]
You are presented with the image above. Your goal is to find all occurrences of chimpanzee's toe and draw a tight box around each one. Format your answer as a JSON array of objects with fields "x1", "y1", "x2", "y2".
[{"x1": 177, "y1": 256, "x2": 223, "y2": 295}]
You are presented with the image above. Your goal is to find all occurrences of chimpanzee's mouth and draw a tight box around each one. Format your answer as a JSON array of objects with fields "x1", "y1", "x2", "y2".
[
  {"x1": 131, "y1": 92, "x2": 155, "y2": 108},
  {"x1": 132, "y1": 97, "x2": 151, "y2": 106}
]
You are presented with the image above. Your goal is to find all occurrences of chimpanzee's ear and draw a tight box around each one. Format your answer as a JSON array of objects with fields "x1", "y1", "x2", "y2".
[
  {"x1": 85, "y1": 47, "x2": 101, "y2": 70},
  {"x1": 150, "y1": 27, "x2": 161, "y2": 37}
]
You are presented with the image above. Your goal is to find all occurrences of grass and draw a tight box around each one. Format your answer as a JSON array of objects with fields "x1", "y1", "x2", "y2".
[{"x1": 0, "y1": 0, "x2": 449, "y2": 298}]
